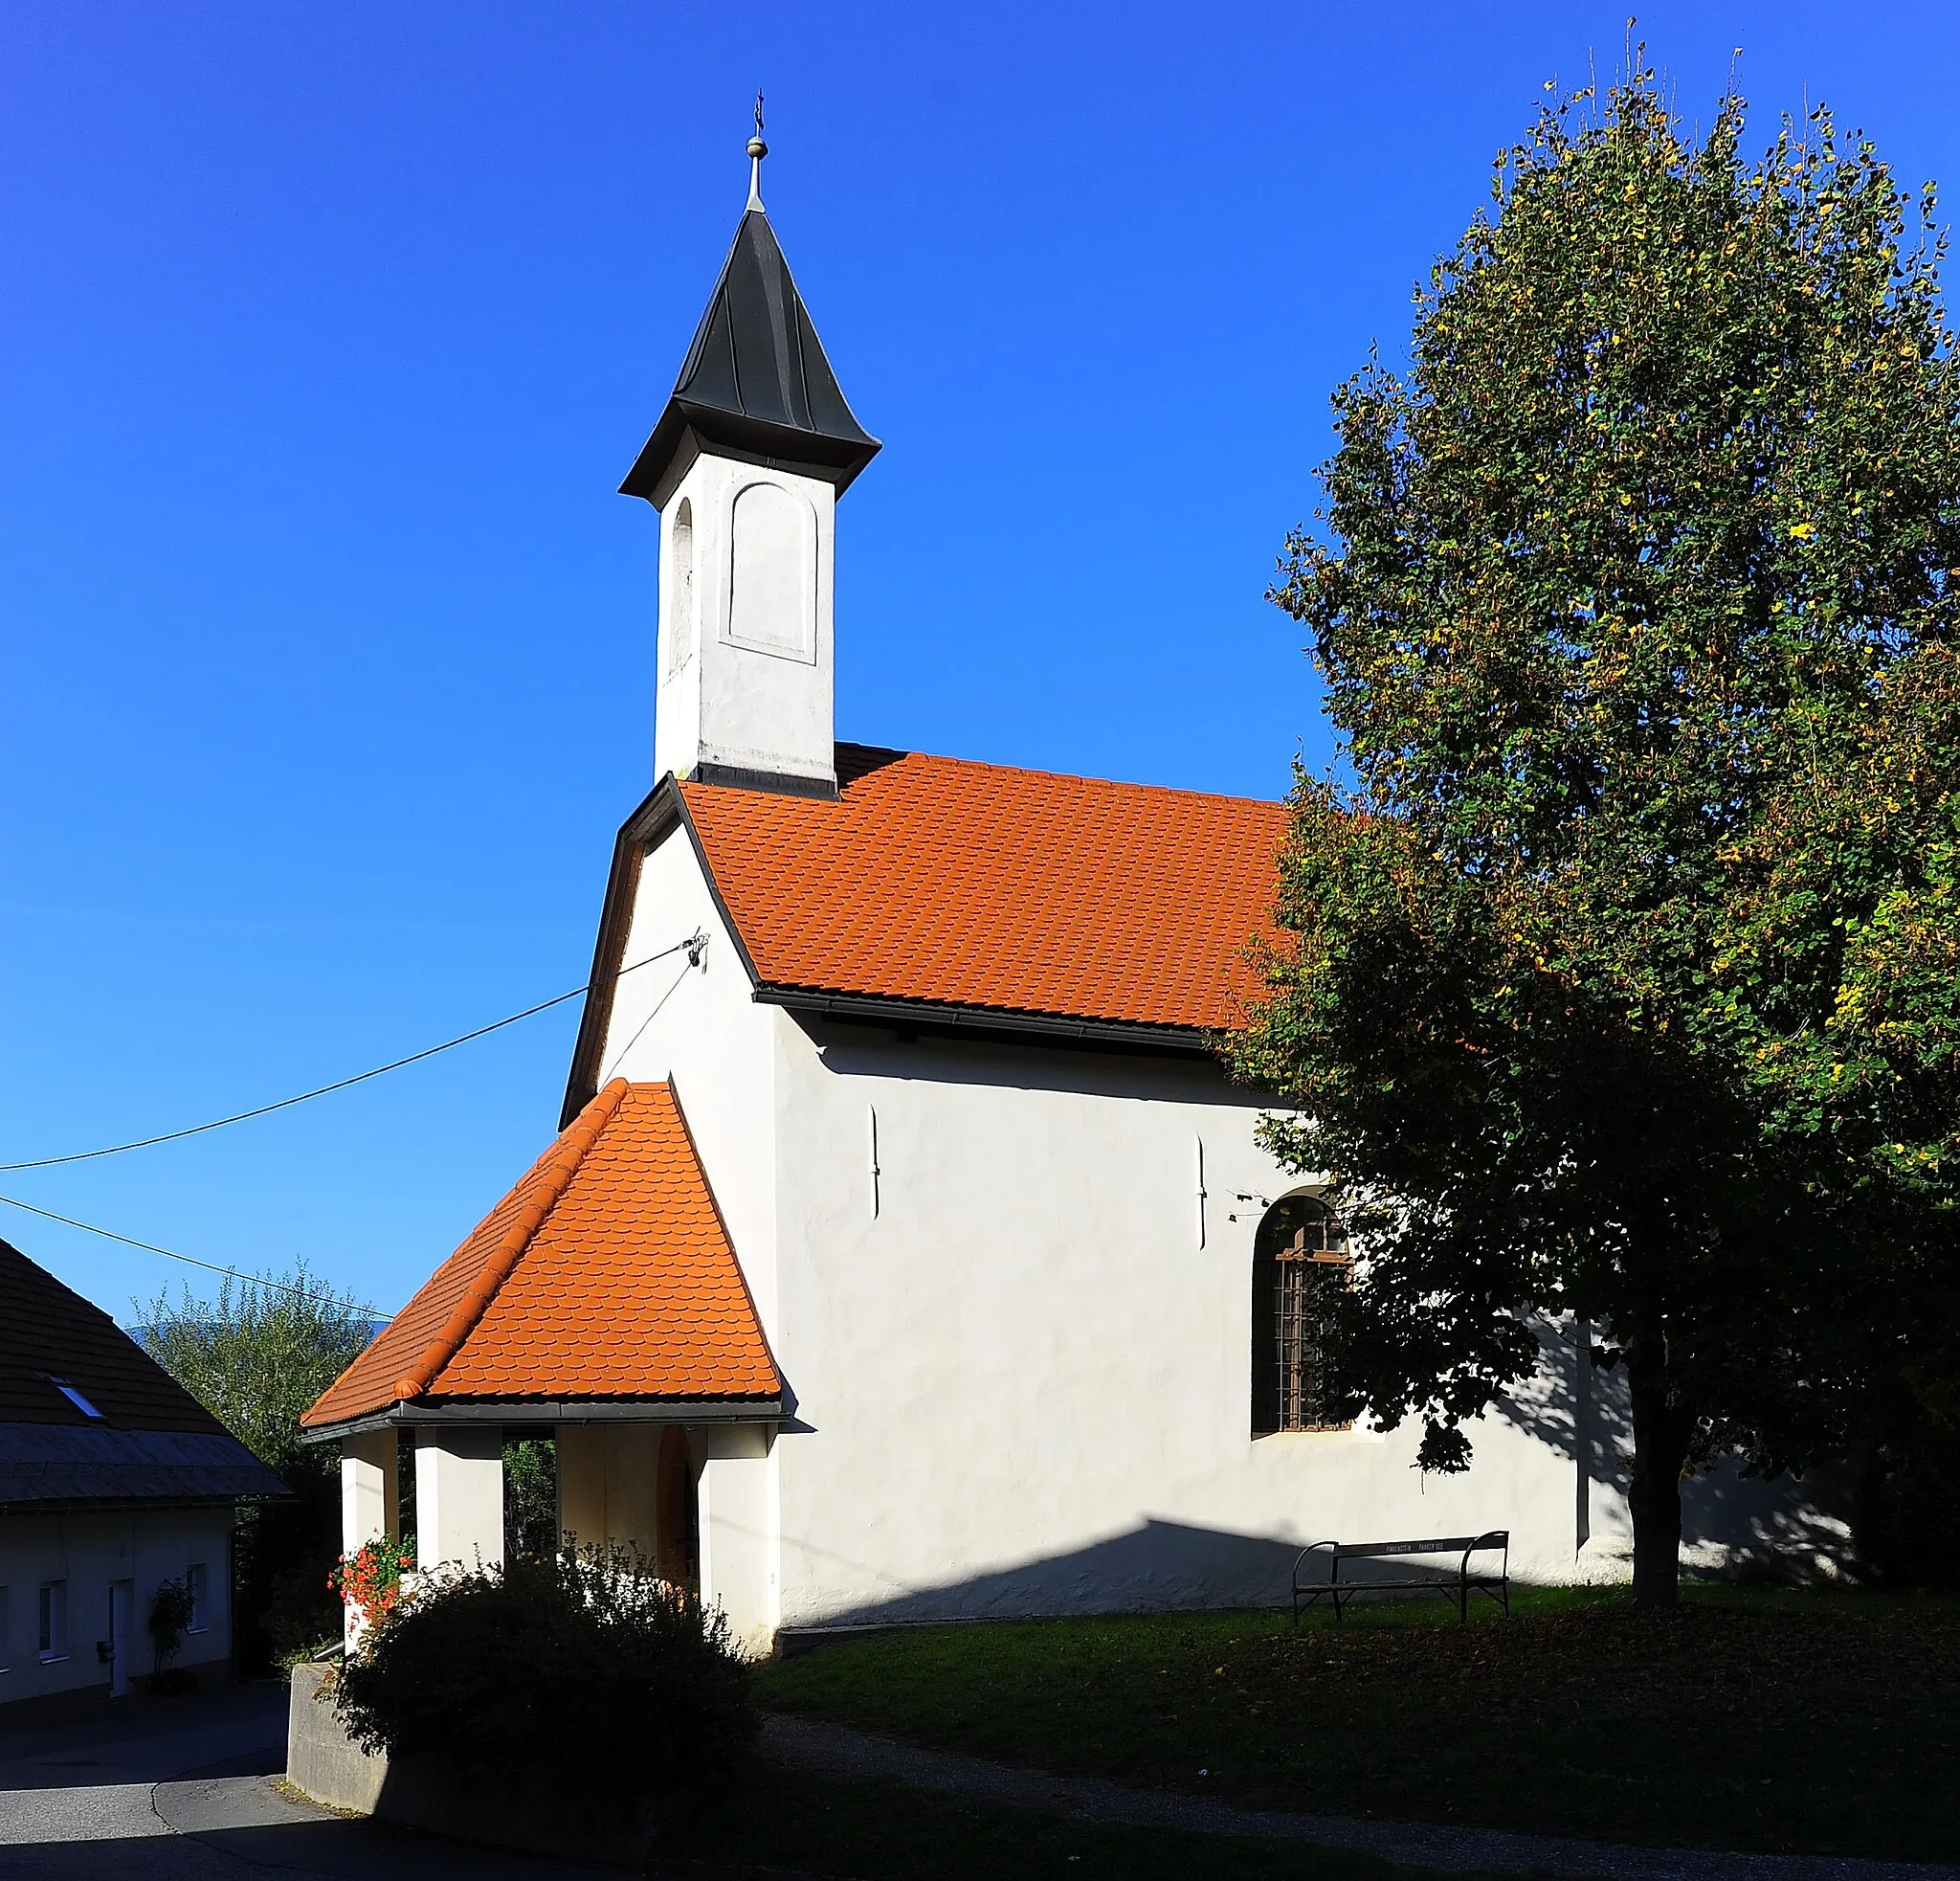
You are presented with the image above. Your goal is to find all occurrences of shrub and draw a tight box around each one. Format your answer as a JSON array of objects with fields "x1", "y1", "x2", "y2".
[
  {"x1": 332, "y1": 1543, "x2": 756, "y2": 1806},
  {"x1": 146, "y1": 1576, "x2": 195, "y2": 1675},
  {"x1": 263, "y1": 1560, "x2": 343, "y2": 1665}
]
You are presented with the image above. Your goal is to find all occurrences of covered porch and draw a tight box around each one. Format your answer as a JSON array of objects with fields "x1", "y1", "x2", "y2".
[
  {"x1": 326, "y1": 1401, "x2": 779, "y2": 1647},
  {"x1": 299, "y1": 1080, "x2": 786, "y2": 1652}
]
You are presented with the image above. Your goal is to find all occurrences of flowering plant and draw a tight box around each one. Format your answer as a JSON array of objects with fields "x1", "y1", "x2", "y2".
[{"x1": 330, "y1": 1534, "x2": 416, "y2": 1633}]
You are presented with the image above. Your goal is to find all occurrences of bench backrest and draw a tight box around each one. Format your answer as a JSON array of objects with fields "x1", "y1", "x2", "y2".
[{"x1": 1329, "y1": 1534, "x2": 1507, "y2": 1558}]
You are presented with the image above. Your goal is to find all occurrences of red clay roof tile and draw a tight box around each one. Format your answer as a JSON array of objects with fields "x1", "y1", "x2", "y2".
[
  {"x1": 302, "y1": 1082, "x2": 777, "y2": 1429},
  {"x1": 680, "y1": 747, "x2": 1288, "y2": 1033}
]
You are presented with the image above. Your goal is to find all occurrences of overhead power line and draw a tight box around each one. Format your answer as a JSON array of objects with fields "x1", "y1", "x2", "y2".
[
  {"x1": 0, "y1": 934, "x2": 706, "y2": 1174},
  {"x1": 0, "y1": 1192, "x2": 391, "y2": 1319}
]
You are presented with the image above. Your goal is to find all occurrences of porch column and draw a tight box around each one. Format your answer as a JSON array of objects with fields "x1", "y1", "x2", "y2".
[
  {"x1": 414, "y1": 1427, "x2": 504, "y2": 1573},
  {"x1": 340, "y1": 1430, "x2": 398, "y2": 1649},
  {"x1": 340, "y1": 1429, "x2": 396, "y2": 1554},
  {"x1": 698, "y1": 1424, "x2": 775, "y2": 1653}
]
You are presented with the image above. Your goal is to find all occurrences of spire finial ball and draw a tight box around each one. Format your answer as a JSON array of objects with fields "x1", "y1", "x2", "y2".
[{"x1": 747, "y1": 135, "x2": 768, "y2": 159}]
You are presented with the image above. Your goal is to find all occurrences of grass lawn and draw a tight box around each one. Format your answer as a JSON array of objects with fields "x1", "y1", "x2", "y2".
[
  {"x1": 756, "y1": 1585, "x2": 1960, "y2": 1864},
  {"x1": 669, "y1": 1761, "x2": 1504, "y2": 1880}
]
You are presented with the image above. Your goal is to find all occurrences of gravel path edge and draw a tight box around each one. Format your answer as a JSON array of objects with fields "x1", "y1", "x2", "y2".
[{"x1": 759, "y1": 1713, "x2": 1958, "y2": 1881}]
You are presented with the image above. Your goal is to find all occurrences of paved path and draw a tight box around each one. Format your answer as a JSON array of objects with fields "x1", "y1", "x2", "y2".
[
  {"x1": 761, "y1": 1712, "x2": 1960, "y2": 1881},
  {"x1": 0, "y1": 1682, "x2": 621, "y2": 1879}
]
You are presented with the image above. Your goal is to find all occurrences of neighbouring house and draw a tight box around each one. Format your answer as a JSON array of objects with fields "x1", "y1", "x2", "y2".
[
  {"x1": 0, "y1": 1237, "x2": 287, "y2": 1700},
  {"x1": 301, "y1": 144, "x2": 1845, "y2": 1651}
]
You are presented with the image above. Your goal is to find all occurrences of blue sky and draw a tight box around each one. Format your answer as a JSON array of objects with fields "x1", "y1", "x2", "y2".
[{"x1": 5, "y1": 1, "x2": 1957, "y2": 1321}]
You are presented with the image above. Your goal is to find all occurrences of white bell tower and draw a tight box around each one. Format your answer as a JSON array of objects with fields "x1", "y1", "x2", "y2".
[{"x1": 620, "y1": 111, "x2": 880, "y2": 798}]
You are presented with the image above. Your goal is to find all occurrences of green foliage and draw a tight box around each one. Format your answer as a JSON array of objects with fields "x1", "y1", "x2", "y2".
[
  {"x1": 146, "y1": 1576, "x2": 195, "y2": 1673},
  {"x1": 501, "y1": 1437, "x2": 558, "y2": 1560},
  {"x1": 136, "y1": 1263, "x2": 370, "y2": 1476},
  {"x1": 1234, "y1": 62, "x2": 1960, "y2": 1599},
  {"x1": 334, "y1": 1542, "x2": 757, "y2": 1805},
  {"x1": 136, "y1": 1263, "x2": 373, "y2": 1668}
]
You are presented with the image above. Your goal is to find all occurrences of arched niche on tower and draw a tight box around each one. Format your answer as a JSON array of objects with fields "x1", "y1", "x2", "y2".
[
  {"x1": 666, "y1": 498, "x2": 697, "y2": 677},
  {"x1": 725, "y1": 481, "x2": 817, "y2": 663}
]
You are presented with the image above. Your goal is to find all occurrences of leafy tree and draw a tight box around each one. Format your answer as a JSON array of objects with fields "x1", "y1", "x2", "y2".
[
  {"x1": 139, "y1": 1263, "x2": 369, "y2": 1475},
  {"x1": 502, "y1": 1437, "x2": 559, "y2": 1560},
  {"x1": 139, "y1": 1264, "x2": 373, "y2": 1661},
  {"x1": 1232, "y1": 65, "x2": 1960, "y2": 1604}
]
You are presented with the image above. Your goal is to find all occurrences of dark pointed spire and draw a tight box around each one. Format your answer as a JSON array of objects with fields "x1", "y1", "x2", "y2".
[{"x1": 621, "y1": 121, "x2": 880, "y2": 504}]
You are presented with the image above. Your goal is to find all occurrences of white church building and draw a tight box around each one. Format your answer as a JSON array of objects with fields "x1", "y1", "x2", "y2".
[{"x1": 302, "y1": 143, "x2": 1838, "y2": 1648}]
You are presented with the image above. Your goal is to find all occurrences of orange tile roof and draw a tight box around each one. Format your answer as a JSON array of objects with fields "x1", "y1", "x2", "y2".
[
  {"x1": 680, "y1": 747, "x2": 1290, "y2": 1034},
  {"x1": 302, "y1": 1081, "x2": 779, "y2": 1429}
]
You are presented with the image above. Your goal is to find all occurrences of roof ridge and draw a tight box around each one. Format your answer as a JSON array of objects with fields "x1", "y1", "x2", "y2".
[
  {"x1": 830, "y1": 744, "x2": 1282, "y2": 811},
  {"x1": 387, "y1": 1078, "x2": 632, "y2": 1403}
]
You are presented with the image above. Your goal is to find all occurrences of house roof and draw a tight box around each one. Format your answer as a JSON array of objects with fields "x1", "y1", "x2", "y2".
[
  {"x1": 690, "y1": 745, "x2": 1289, "y2": 1031},
  {"x1": 620, "y1": 208, "x2": 880, "y2": 502},
  {"x1": 302, "y1": 1081, "x2": 781, "y2": 1433},
  {"x1": 2, "y1": 1236, "x2": 239, "y2": 1435},
  {"x1": 0, "y1": 1237, "x2": 288, "y2": 1507}
]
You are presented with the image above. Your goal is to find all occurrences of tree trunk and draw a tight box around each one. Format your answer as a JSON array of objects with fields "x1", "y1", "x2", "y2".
[{"x1": 1625, "y1": 1338, "x2": 1692, "y2": 1609}]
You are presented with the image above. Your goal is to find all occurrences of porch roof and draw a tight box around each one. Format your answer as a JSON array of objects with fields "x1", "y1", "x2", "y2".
[{"x1": 301, "y1": 1081, "x2": 780, "y2": 1436}]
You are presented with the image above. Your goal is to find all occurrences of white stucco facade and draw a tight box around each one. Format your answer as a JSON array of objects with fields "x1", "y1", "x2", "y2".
[{"x1": 0, "y1": 1505, "x2": 233, "y2": 1702}]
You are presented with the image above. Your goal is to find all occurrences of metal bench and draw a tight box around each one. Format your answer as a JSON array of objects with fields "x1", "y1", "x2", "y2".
[{"x1": 1291, "y1": 1531, "x2": 1510, "y2": 1625}]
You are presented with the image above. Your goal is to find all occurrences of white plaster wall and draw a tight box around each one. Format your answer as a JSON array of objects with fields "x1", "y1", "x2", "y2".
[
  {"x1": 652, "y1": 454, "x2": 836, "y2": 790},
  {"x1": 557, "y1": 1424, "x2": 659, "y2": 1556},
  {"x1": 764, "y1": 1021, "x2": 1586, "y2": 1623},
  {"x1": 0, "y1": 1506, "x2": 234, "y2": 1702},
  {"x1": 765, "y1": 1020, "x2": 1842, "y2": 1625}
]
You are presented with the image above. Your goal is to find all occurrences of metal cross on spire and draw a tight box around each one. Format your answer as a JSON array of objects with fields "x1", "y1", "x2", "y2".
[{"x1": 746, "y1": 92, "x2": 768, "y2": 213}]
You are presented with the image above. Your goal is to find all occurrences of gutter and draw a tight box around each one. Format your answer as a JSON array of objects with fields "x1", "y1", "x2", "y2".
[
  {"x1": 299, "y1": 1395, "x2": 786, "y2": 1445},
  {"x1": 755, "y1": 986, "x2": 1215, "y2": 1058}
]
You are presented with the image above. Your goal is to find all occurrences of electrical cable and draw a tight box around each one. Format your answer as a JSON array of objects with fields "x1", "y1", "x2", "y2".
[
  {"x1": 595, "y1": 948, "x2": 703, "y2": 1087},
  {"x1": 0, "y1": 1192, "x2": 390, "y2": 1318},
  {"x1": 0, "y1": 935, "x2": 704, "y2": 1174}
]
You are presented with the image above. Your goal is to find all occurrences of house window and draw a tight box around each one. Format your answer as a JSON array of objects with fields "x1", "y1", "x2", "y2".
[
  {"x1": 38, "y1": 1580, "x2": 68, "y2": 1662},
  {"x1": 1251, "y1": 1196, "x2": 1351, "y2": 1436},
  {"x1": 48, "y1": 1377, "x2": 102, "y2": 1419},
  {"x1": 186, "y1": 1564, "x2": 208, "y2": 1633}
]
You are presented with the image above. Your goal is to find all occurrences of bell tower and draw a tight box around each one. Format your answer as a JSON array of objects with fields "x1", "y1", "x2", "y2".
[{"x1": 621, "y1": 110, "x2": 880, "y2": 797}]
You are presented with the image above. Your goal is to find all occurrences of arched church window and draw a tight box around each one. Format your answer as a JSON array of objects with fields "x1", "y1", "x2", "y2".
[
  {"x1": 1250, "y1": 1195, "x2": 1350, "y2": 1437},
  {"x1": 666, "y1": 499, "x2": 696, "y2": 677}
]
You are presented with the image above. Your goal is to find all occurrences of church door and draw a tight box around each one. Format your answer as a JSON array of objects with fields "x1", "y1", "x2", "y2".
[{"x1": 656, "y1": 1426, "x2": 700, "y2": 1596}]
